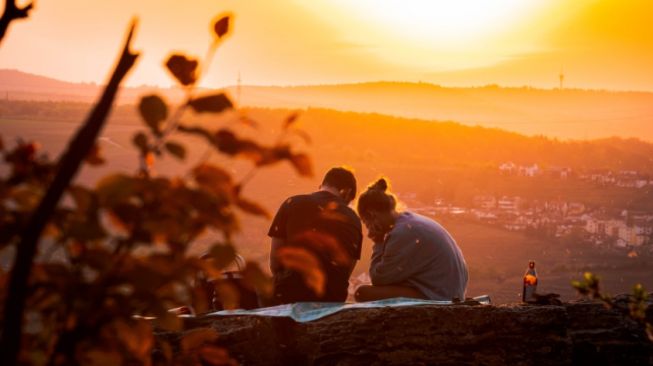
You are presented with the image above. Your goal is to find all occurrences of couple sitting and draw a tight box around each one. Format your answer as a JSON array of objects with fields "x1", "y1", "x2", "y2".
[{"x1": 268, "y1": 167, "x2": 468, "y2": 304}]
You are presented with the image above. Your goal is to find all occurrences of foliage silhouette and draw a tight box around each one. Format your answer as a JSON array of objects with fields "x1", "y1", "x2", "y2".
[
  {"x1": 0, "y1": 20, "x2": 140, "y2": 366},
  {"x1": 572, "y1": 272, "x2": 653, "y2": 342},
  {"x1": 0, "y1": 0, "x2": 34, "y2": 45},
  {"x1": 0, "y1": 11, "x2": 312, "y2": 366}
]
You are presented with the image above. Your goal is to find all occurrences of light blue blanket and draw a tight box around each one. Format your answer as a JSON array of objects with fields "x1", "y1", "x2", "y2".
[{"x1": 207, "y1": 296, "x2": 491, "y2": 323}]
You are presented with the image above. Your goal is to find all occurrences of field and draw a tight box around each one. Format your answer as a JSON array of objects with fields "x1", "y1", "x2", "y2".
[{"x1": 2, "y1": 109, "x2": 653, "y2": 305}]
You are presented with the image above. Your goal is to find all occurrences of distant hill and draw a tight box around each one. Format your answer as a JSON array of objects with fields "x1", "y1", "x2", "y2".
[
  {"x1": 228, "y1": 82, "x2": 653, "y2": 141},
  {"x1": 0, "y1": 69, "x2": 87, "y2": 90},
  {"x1": 240, "y1": 108, "x2": 653, "y2": 176},
  {"x1": 2, "y1": 99, "x2": 653, "y2": 176},
  {"x1": 0, "y1": 69, "x2": 184, "y2": 104},
  {"x1": 3, "y1": 69, "x2": 653, "y2": 140}
]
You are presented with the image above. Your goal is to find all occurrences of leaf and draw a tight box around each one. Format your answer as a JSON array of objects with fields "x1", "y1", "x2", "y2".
[
  {"x1": 213, "y1": 279, "x2": 241, "y2": 310},
  {"x1": 290, "y1": 230, "x2": 351, "y2": 266},
  {"x1": 80, "y1": 349, "x2": 123, "y2": 366},
  {"x1": 164, "y1": 141, "x2": 186, "y2": 160},
  {"x1": 284, "y1": 111, "x2": 300, "y2": 129},
  {"x1": 156, "y1": 311, "x2": 183, "y2": 332},
  {"x1": 191, "y1": 282, "x2": 210, "y2": 314},
  {"x1": 241, "y1": 262, "x2": 273, "y2": 298},
  {"x1": 165, "y1": 54, "x2": 198, "y2": 86},
  {"x1": 114, "y1": 320, "x2": 153, "y2": 362},
  {"x1": 83, "y1": 248, "x2": 117, "y2": 271},
  {"x1": 256, "y1": 145, "x2": 290, "y2": 167},
  {"x1": 96, "y1": 174, "x2": 137, "y2": 206},
  {"x1": 67, "y1": 220, "x2": 107, "y2": 242},
  {"x1": 139, "y1": 95, "x2": 168, "y2": 134},
  {"x1": 199, "y1": 345, "x2": 236, "y2": 366},
  {"x1": 85, "y1": 143, "x2": 105, "y2": 166},
  {"x1": 132, "y1": 131, "x2": 149, "y2": 153},
  {"x1": 276, "y1": 247, "x2": 325, "y2": 297},
  {"x1": 208, "y1": 242, "x2": 237, "y2": 270},
  {"x1": 181, "y1": 328, "x2": 219, "y2": 352},
  {"x1": 236, "y1": 197, "x2": 270, "y2": 218},
  {"x1": 193, "y1": 258, "x2": 225, "y2": 281},
  {"x1": 291, "y1": 129, "x2": 312, "y2": 145},
  {"x1": 10, "y1": 186, "x2": 43, "y2": 210},
  {"x1": 213, "y1": 129, "x2": 239, "y2": 155},
  {"x1": 239, "y1": 115, "x2": 258, "y2": 128},
  {"x1": 289, "y1": 153, "x2": 313, "y2": 177},
  {"x1": 189, "y1": 93, "x2": 233, "y2": 113},
  {"x1": 213, "y1": 129, "x2": 266, "y2": 163},
  {"x1": 213, "y1": 14, "x2": 232, "y2": 39},
  {"x1": 192, "y1": 164, "x2": 233, "y2": 196}
]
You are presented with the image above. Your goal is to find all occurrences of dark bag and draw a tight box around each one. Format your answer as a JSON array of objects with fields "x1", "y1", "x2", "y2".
[{"x1": 211, "y1": 271, "x2": 260, "y2": 310}]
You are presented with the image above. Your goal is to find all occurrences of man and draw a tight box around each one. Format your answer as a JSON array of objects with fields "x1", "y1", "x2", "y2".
[{"x1": 268, "y1": 167, "x2": 363, "y2": 304}]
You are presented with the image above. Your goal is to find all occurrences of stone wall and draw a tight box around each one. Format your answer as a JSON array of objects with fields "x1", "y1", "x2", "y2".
[{"x1": 172, "y1": 301, "x2": 653, "y2": 366}]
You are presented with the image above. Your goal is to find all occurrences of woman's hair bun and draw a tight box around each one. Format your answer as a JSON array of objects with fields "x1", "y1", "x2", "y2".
[{"x1": 370, "y1": 178, "x2": 388, "y2": 192}]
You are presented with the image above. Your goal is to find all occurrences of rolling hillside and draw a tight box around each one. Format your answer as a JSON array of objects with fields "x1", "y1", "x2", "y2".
[{"x1": 3, "y1": 69, "x2": 653, "y2": 140}]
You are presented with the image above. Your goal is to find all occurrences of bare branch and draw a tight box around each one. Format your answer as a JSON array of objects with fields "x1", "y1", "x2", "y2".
[
  {"x1": 0, "y1": 0, "x2": 34, "y2": 45},
  {"x1": 0, "y1": 20, "x2": 140, "y2": 366}
]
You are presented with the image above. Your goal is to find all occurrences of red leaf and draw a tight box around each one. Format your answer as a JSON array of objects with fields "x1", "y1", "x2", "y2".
[
  {"x1": 164, "y1": 141, "x2": 186, "y2": 160},
  {"x1": 95, "y1": 174, "x2": 138, "y2": 206},
  {"x1": 291, "y1": 129, "x2": 312, "y2": 145},
  {"x1": 139, "y1": 95, "x2": 168, "y2": 134},
  {"x1": 284, "y1": 111, "x2": 300, "y2": 129},
  {"x1": 78, "y1": 349, "x2": 123, "y2": 366},
  {"x1": 181, "y1": 328, "x2": 219, "y2": 352},
  {"x1": 68, "y1": 185, "x2": 95, "y2": 214},
  {"x1": 208, "y1": 242, "x2": 237, "y2": 270},
  {"x1": 214, "y1": 129, "x2": 264, "y2": 162},
  {"x1": 290, "y1": 153, "x2": 313, "y2": 177},
  {"x1": 165, "y1": 54, "x2": 198, "y2": 86},
  {"x1": 114, "y1": 320, "x2": 153, "y2": 362},
  {"x1": 236, "y1": 197, "x2": 270, "y2": 219},
  {"x1": 276, "y1": 247, "x2": 325, "y2": 297},
  {"x1": 213, "y1": 14, "x2": 232, "y2": 39},
  {"x1": 192, "y1": 163, "x2": 234, "y2": 196},
  {"x1": 199, "y1": 345, "x2": 237, "y2": 366},
  {"x1": 240, "y1": 262, "x2": 273, "y2": 297},
  {"x1": 213, "y1": 280, "x2": 240, "y2": 310},
  {"x1": 132, "y1": 131, "x2": 149, "y2": 153},
  {"x1": 239, "y1": 115, "x2": 258, "y2": 128},
  {"x1": 189, "y1": 93, "x2": 233, "y2": 113},
  {"x1": 85, "y1": 143, "x2": 105, "y2": 166}
]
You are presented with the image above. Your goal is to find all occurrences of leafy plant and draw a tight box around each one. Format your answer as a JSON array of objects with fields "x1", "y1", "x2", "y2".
[
  {"x1": 572, "y1": 272, "x2": 652, "y2": 342},
  {"x1": 0, "y1": 11, "x2": 312, "y2": 366}
]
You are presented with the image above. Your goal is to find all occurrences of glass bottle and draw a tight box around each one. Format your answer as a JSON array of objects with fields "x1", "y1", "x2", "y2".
[{"x1": 522, "y1": 260, "x2": 538, "y2": 302}]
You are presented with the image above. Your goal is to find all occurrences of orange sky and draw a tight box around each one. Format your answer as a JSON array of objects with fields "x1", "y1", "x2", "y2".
[{"x1": 1, "y1": 0, "x2": 652, "y2": 90}]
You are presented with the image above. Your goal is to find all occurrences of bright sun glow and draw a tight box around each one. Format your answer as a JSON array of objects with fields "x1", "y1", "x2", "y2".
[
  {"x1": 297, "y1": 0, "x2": 555, "y2": 72},
  {"x1": 341, "y1": 0, "x2": 547, "y2": 46}
]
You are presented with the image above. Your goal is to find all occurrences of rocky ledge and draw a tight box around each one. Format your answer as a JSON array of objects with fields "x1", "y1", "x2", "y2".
[{"x1": 166, "y1": 301, "x2": 653, "y2": 366}]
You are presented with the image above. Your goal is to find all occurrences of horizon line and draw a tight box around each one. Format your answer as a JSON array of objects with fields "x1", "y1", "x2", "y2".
[{"x1": 3, "y1": 68, "x2": 653, "y2": 94}]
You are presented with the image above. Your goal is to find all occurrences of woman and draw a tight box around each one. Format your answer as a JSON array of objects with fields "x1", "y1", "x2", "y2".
[{"x1": 355, "y1": 178, "x2": 468, "y2": 302}]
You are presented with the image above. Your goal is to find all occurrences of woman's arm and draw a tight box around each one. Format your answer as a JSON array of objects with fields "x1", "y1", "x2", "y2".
[{"x1": 369, "y1": 231, "x2": 420, "y2": 286}]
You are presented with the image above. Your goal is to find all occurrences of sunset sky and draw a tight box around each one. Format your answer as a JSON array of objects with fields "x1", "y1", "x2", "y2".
[{"x1": 1, "y1": 0, "x2": 652, "y2": 90}]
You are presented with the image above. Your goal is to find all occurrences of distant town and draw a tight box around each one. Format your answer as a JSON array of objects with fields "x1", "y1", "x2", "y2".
[{"x1": 405, "y1": 162, "x2": 653, "y2": 254}]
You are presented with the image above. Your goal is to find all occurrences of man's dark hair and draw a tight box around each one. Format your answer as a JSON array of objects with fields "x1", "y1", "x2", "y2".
[{"x1": 322, "y1": 167, "x2": 357, "y2": 201}]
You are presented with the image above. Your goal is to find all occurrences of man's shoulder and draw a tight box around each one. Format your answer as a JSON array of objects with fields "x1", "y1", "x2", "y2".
[
  {"x1": 281, "y1": 193, "x2": 314, "y2": 207},
  {"x1": 340, "y1": 205, "x2": 362, "y2": 225}
]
